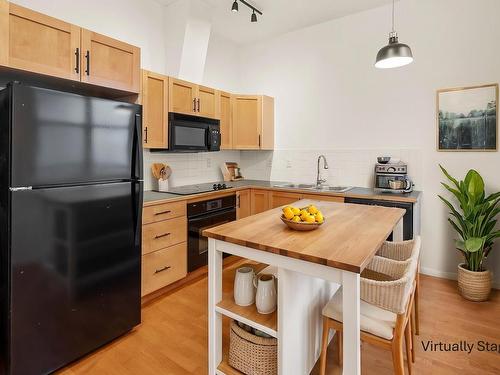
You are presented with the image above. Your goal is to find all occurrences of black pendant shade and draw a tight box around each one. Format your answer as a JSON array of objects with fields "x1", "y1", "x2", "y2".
[
  {"x1": 251, "y1": 10, "x2": 257, "y2": 22},
  {"x1": 231, "y1": 1, "x2": 238, "y2": 12}
]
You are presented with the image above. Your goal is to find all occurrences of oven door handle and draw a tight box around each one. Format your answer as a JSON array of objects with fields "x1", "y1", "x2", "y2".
[{"x1": 188, "y1": 207, "x2": 236, "y2": 222}]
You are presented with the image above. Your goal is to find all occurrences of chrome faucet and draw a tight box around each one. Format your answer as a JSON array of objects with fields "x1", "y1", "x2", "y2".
[{"x1": 316, "y1": 155, "x2": 329, "y2": 188}]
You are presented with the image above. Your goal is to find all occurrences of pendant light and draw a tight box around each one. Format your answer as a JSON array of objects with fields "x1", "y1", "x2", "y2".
[
  {"x1": 375, "y1": 0, "x2": 413, "y2": 69},
  {"x1": 231, "y1": 1, "x2": 238, "y2": 12}
]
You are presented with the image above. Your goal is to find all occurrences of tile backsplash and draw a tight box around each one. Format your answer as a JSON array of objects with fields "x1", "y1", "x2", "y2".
[
  {"x1": 143, "y1": 150, "x2": 241, "y2": 190},
  {"x1": 239, "y1": 149, "x2": 423, "y2": 190},
  {"x1": 144, "y1": 148, "x2": 422, "y2": 191}
]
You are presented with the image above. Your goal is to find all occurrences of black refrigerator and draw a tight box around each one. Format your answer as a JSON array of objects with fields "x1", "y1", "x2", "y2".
[{"x1": 0, "y1": 82, "x2": 143, "y2": 375}]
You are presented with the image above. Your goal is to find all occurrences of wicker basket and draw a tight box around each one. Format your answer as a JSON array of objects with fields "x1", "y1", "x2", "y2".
[
  {"x1": 457, "y1": 264, "x2": 491, "y2": 302},
  {"x1": 228, "y1": 321, "x2": 277, "y2": 375}
]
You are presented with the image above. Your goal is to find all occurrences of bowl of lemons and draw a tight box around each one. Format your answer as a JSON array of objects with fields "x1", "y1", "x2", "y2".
[{"x1": 280, "y1": 204, "x2": 325, "y2": 231}]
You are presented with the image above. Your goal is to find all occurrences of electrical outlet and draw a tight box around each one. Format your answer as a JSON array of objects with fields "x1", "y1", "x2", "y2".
[
  {"x1": 286, "y1": 160, "x2": 292, "y2": 168},
  {"x1": 206, "y1": 158, "x2": 212, "y2": 168}
]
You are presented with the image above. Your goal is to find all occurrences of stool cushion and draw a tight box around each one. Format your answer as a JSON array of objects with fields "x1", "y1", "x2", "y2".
[{"x1": 322, "y1": 288, "x2": 397, "y2": 340}]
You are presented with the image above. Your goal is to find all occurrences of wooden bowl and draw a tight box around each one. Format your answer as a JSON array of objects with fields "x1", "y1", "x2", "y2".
[{"x1": 280, "y1": 215, "x2": 324, "y2": 231}]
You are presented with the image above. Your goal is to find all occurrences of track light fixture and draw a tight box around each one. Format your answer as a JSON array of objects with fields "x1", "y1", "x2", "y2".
[{"x1": 230, "y1": 0, "x2": 262, "y2": 22}]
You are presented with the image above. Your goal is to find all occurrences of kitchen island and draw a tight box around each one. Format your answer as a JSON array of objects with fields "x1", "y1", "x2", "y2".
[{"x1": 204, "y1": 199, "x2": 405, "y2": 375}]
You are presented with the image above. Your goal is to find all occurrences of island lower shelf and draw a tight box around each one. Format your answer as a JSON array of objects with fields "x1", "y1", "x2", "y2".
[{"x1": 216, "y1": 290, "x2": 277, "y2": 338}]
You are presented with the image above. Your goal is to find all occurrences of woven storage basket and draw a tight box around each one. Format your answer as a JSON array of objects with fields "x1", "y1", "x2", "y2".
[
  {"x1": 228, "y1": 321, "x2": 277, "y2": 375},
  {"x1": 457, "y1": 264, "x2": 491, "y2": 302}
]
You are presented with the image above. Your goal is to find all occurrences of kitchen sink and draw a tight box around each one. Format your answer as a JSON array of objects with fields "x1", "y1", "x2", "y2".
[
  {"x1": 319, "y1": 186, "x2": 353, "y2": 193},
  {"x1": 272, "y1": 183, "x2": 352, "y2": 192},
  {"x1": 272, "y1": 183, "x2": 316, "y2": 189}
]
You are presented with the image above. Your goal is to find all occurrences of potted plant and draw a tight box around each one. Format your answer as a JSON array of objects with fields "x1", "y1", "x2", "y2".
[{"x1": 438, "y1": 165, "x2": 500, "y2": 301}]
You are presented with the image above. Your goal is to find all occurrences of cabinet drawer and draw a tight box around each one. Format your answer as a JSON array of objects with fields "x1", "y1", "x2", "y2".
[
  {"x1": 142, "y1": 216, "x2": 187, "y2": 255},
  {"x1": 142, "y1": 243, "x2": 187, "y2": 296},
  {"x1": 143, "y1": 200, "x2": 186, "y2": 224}
]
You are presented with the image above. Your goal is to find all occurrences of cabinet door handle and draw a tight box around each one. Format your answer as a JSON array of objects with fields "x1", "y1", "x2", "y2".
[
  {"x1": 237, "y1": 194, "x2": 241, "y2": 208},
  {"x1": 193, "y1": 98, "x2": 196, "y2": 112},
  {"x1": 197, "y1": 98, "x2": 200, "y2": 112},
  {"x1": 144, "y1": 126, "x2": 148, "y2": 143},
  {"x1": 85, "y1": 50, "x2": 90, "y2": 76},
  {"x1": 154, "y1": 210, "x2": 171, "y2": 216},
  {"x1": 258, "y1": 135, "x2": 261, "y2": 148},
  {"x1": 154, "y1": 232, "x2": 171, "y2": 239},
  {"x1": 74, "y1": 48, "x2": 80, "y2": 74},
  {"x1": 154, "y1": 265, "x2": 171, "y2": 274}
]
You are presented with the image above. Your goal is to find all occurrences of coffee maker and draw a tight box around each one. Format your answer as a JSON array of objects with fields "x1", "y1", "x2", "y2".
[{"x1": 374, "y1": 161, "x2": 414, "y2": 193}]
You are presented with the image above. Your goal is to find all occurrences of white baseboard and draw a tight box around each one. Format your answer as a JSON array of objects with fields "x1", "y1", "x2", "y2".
[{"x1": 420, "y1": 266, "x2": 500, "y2": 290}]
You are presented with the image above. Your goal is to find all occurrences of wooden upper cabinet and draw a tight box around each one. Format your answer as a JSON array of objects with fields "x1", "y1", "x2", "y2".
[
  {"x1": 232, "y1": 95, "x2": 262, "y2": 149},
  {"x1": 142, "y1": 70, "x2": 168, "y2": 149},
  {"x1": 198, "y1": 85, "x2": 219, "y2": 119},
  {"x1": 169, "y1": 78, "x2": 220, "y2": 119},
  {"x1": 80, "y1": 29, "x2": 140, "y2": 92},
  {"x1": 232, "y1": 95, "x2": 274, "y2": 150},
  {"x1": 0, "y1": 2, "x2": 141, "y2": 92},
  {"x1": 220, "y1": 92, "x2": 232, "y2": 149},
  {"x1": 169, "y1": 78, "x2": 197, "y2": 115},
  {"x1": 0, "y1": 2, "x2": 80, "y2": 81}
]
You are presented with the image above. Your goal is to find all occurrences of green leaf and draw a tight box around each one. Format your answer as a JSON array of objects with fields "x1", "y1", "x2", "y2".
[
  {"x1": 439, "y1": 164, "x2": 460, "y2": 189},
  {"x1": 464, "y1": 237, "x2": 485, "y2": 253},
  {"x1": 455, "y1": 240, "x2": 465, "y2": 251},
  {"x1": 465, "y1": 170, "x2": 485, "y2": 204}
]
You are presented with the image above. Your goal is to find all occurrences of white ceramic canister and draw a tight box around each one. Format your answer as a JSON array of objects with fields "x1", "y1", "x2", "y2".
[
  {"x1": 254, "y1": 274, "x2": 277, "y2": 314},
  {"x1": 233, "y1": 267, "x2": 256, "y2": 306}
]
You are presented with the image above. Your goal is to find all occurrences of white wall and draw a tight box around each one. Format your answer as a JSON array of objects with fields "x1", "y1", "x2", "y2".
[{"x1": 236, "y1": 0, "x2": 500, "y2": 286}]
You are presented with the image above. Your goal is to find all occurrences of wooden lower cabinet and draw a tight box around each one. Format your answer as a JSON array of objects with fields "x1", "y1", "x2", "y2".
[
  {"x1": 269, "y1": 191, "x2": 302, "y2": 209},
  {"x1": 250, "y1": 190, "x2": 270, "y2": 215},
  {"x1": 142, "y1": 216, "x2": 187, "y2": 255},
  {"x1": 142, "y1": 242, "x2": 187, "y2": 296},
  {"x1": 301, "y1": 194, "x2": 344, "y2": 203},
  {"x1": 237, "y1": 189, "x2": 251, "y2": 219},
  {"x1": 143, "y1": 200, "x2": 186, "y2": 224}
]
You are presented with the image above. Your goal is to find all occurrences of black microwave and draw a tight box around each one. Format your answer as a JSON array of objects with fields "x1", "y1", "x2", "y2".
[{"x1": 168, "y1": 112, "x2": 221, "y2": 152}]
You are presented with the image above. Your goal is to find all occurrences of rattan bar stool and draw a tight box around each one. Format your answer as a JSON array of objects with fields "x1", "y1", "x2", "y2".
[{"x1": 319, "y1": 237, "x2": 421, "y2": 375}]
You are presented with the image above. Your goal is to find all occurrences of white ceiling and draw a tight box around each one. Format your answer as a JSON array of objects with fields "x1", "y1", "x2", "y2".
[{"x1": 157, "y1": 0, "x2": 395, "y2": 44}]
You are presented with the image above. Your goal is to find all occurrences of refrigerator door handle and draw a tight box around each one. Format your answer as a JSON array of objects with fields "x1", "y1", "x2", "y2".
[
  {"x1": 133, "y1": 183, "x2": 143, "y2": 248},
  {"x1": 133, "y1": 113, "x2": 143, "y2": 180},
  {"x1": 9, "y1": 186, "x2": 33, "y2": 191}
]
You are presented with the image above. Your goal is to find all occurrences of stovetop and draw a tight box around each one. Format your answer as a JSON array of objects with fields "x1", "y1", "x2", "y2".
[{"x1": 154, "y1": 182, "x2": 233, "y2": 196}]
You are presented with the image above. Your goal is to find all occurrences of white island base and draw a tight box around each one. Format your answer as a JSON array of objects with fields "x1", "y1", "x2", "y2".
[
  {"x1": 207, "y1": 201, "x2": 404, "y2": 375},
  {"x1": 209, "y1": 239, "x2": 366, "y2": 375}
]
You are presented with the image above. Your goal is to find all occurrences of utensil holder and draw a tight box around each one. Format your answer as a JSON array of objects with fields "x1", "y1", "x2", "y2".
[{"x1": 158, "y1": 179, "x2": 169, "y2": 192}]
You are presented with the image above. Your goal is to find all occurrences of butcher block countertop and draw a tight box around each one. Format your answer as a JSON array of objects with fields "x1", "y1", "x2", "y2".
[{"x1": 203, "y1": 199, "x2": 405, "y2": 273}]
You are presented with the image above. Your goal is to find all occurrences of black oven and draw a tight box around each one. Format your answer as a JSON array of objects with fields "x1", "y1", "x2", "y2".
[
  {"x1": 187, "y1": 195, "x2": 236, "y2": 272},
  {"x1": 168, "y1": 112, "x2": 220, "y2": 152}
]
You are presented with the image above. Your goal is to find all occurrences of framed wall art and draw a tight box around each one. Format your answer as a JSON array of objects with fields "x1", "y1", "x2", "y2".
[{"x1": 437, "y1": 83, "x2": 498, "y2": 151}]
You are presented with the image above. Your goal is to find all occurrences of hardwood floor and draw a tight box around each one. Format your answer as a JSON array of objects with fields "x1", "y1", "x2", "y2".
[{"x1": 58, "y1": 266, "x2": 500, "y2": 375}]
